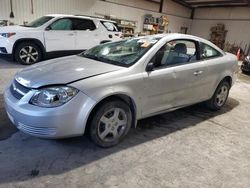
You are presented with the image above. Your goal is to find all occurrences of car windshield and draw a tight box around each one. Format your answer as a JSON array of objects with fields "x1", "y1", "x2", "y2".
[
  {"x1": 80, "y1": 37, "x2": 160, "y2": 67},
  {"x1": 25, "y1": 16, "x2": 54, "y2": 27}
]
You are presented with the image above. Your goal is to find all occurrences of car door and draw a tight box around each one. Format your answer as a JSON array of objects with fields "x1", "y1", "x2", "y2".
[
  {"x1": 44, "y1": 18, "x2": 76, "y2": 52},
  {"x1": 142, "y1": 39, "x2": 210, "y2": 117},
  {"x1": 72, "y1": 18, "x2": 100, "y2": 50}
]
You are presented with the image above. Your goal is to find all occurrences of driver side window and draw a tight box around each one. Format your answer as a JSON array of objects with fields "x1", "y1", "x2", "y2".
[
  {"x1": 152, "y1": 39, "x2": 197, "y2": 68},
  {"x1": 50, "y1": 18, "x2": 73, "y2": 30}
]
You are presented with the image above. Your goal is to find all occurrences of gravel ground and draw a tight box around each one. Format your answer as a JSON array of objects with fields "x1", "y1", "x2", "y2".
[{"x1": 0, "y1": 57, "x2": 250, "y2": 188}]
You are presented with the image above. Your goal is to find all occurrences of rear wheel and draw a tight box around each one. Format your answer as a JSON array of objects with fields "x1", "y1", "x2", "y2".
[
  {"x1": 14, "y1": 42, "x2": 42, "y2": 65},
  {"x1": 206, "y1": 81, "x2": 230, "y2": 111},
  {"x1": 89, "y1": 100, "x2": 132, "y2": 147}
]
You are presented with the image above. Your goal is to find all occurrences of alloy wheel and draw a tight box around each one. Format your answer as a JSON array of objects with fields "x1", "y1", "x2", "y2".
[
  {"x1": 215, "y1": 85, "x2": 228, "y2": 107},
  {"x1": 97, "y1": 108, "x2": 128, "y2": 142},
  {"x1": 19, "y1": 46, "x2": 39, "y2": 64}
]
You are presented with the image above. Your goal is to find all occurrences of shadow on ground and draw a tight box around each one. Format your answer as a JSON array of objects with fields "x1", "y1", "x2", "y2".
[
  {"x1": 0, "y1": 94, "x2": 17, "y2": 140},
  {"x1": 0, "y1": 51, "x2": 82, "y2": 69},
  {"x1": 238, "y1": 71, "x2": 250, "y2": 83},
  {"x1": 0, "y1": 55, "x2": 23, "y2": 69},
  {"x1": 0, "y1": 95, "x2": 239, "y2": 184}
]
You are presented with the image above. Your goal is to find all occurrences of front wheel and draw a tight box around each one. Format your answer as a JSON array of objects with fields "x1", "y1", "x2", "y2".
[
  {"x1": 89, "y1": 100, "x2": 132, "y2": 147},
  {"x1": 14, "y1": 42, "x2": 42, "y2": 65},
  {"x1": 206, "y1": 81, "x2": 230, "y2": 111}
]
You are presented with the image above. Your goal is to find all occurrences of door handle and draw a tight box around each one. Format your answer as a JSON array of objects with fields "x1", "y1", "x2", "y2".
[
  {"x1": 193, "y1": 70, "x2": 203, "y2": 76},
  {"x1": 67, "y1": 33, "x2": 74, "y2": 36}
]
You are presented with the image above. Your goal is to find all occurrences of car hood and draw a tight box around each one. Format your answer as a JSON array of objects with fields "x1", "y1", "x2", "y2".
[
  {"x1": 0, "y1": 25, "x2": 35, "y2": 33},
  {"x1": 15, "y1": 55, "x2": 124, "y2": 88}
]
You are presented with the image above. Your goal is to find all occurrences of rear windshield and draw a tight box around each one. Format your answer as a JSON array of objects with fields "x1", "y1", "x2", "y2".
[{"x1": 101, "y1": 21, "x2": 121, "y2": 32}]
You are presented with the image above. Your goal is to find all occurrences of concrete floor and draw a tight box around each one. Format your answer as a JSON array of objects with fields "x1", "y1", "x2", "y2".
[{"x1": 0, "y1": 57, "x2": 250, "y2": 188}]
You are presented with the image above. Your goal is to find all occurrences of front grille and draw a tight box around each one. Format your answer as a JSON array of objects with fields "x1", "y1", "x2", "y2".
[{"x1": 10, "y1": 79, "x2": 31, "y2": 100}]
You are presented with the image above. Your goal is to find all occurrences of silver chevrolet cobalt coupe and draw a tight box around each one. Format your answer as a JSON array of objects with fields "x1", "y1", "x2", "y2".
[{"x1": 4, "y1": 34, "x2": 238, "y2": 147}]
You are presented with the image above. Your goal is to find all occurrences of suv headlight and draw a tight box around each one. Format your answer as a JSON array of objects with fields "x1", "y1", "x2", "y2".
[{"x1": 30, "y1": 86, "x2": 79, "y2": 108}]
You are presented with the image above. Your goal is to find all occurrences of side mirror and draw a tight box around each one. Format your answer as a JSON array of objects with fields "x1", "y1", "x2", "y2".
[
  {"x1": 146, "y1": 62, "x2": 155, "y2": 72},
  {"x1": 45, "y1": 26, "x2": 51, "y2": 31}
]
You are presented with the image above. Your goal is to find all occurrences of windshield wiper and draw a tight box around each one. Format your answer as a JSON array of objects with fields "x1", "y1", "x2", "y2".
[
  {"x1": 21, "y1": 25, "x2": 33, "y2": 27},
  {"x1": 82, "y1": 54, "x2": 100, "y2": 61},
  {"x1": 81, "y1": 53, "x2": 126, "y2": 67},
  {"x1": 97, "y1": 56, "x2": 121, "y2": 66}
]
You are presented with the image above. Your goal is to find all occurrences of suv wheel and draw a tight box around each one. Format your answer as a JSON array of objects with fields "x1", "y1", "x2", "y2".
[
  {"x1": 14, "y1": 42, "x2": 42, "y2": 65},
  {"x1": 89, "y1": 100, "x2": 132, "y2": 147},
  {"x1": 206, "y1": 81, "x2": 230, "y2": 111}
]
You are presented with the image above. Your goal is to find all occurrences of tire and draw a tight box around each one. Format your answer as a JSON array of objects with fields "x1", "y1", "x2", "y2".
[
  {"x1": 14, "y1": 42, "x2": 42, "y2": 65},
  {"x1": 241, "y1": 70, "x2": 250, "y2": 74},
  {"x1": 206, "y1": 81, "x2": 230, "y2": 111},
  {"x1": 89, "y1": 100, "x2": 132, "y2": 148}
]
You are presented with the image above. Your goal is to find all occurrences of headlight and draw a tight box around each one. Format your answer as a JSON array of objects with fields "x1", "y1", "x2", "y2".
[
  {"x1": 30, "y1": 86, "x2": 79, "y2": 108},
  {"x1": 0, "y1": 32, "x2": 16, "y2": 38}
]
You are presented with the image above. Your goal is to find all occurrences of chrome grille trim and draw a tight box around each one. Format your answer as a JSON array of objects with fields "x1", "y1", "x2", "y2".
[
  {"x1": 10, "y1": 79, "x2": 31, "y2": 100},
  {"x1": 17, "y1": 122, "x2": 57, "y2": 136}
]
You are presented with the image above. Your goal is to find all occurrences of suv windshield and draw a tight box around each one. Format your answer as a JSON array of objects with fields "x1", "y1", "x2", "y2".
[
  {"x1": 25, "y1": 16, "x2": 54, "y2": 27},
  {"x1": 80, "y1": 37, "x2": 160, "y2": 67}
]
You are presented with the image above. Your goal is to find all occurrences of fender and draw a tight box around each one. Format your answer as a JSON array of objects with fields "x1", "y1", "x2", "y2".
[
  {"x1": 13, "y1": 38, "x2": 46, "y2": 55},
  {"x1": 209, "y1": 71, "x2": 233, "y2": 99},
  {"x1": 82, "y1": 91, "x2": 139, "y2": 134}
]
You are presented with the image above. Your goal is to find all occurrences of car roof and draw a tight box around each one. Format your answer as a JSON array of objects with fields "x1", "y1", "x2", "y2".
[
  {"x1": 45, "y1": 14, "x2": 117, "y2": 23},
  {"x1": 149, "y1": 33, "x2": 224, "y2": 54},
  {"x1": 152, "y1": 33, "x2": 208, "y2": 42}
]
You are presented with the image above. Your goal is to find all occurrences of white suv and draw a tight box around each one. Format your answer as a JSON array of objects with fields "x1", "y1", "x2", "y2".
[{"x1": 0, "y1": 14, "x2": 122, "y2": 65}]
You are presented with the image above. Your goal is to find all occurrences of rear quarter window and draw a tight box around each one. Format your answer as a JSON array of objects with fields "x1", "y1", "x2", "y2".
[
  {"x1": 101, "y1": 21, "x2": 121, "y2": 32},
  {"x1": 72, "y1": 18, "x2": 96, "y2": 30},
  {"x1": 200, "y1": 42, "x2": 222, "y2": 59}
]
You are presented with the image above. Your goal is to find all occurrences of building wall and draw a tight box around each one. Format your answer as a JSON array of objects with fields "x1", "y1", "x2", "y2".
[
  {"x1": 191, "y1": 7, "x2": 250, "y2": 51},
  {"x1": 162, "y1": 0, "x2": 191, "y2": 18},
  {"x1": 105, "y1": 0, "x2": 160, "y2": 12},
  {"x1": 0, "y1": 0, "x2": 192, "y2": 33}
]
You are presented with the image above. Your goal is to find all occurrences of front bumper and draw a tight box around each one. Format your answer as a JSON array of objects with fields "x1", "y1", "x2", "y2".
[
  {"x1": 0, "y1": 36, "x2": 14, "y2": 54},
  {"x1": 4, "y1": 84, "x2": 96, "y2": 138}
]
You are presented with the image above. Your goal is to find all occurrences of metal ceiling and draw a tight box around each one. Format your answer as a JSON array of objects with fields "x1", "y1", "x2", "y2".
[{"x1": 172, "y1": 0, "x2": 250, "y2": 8}]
